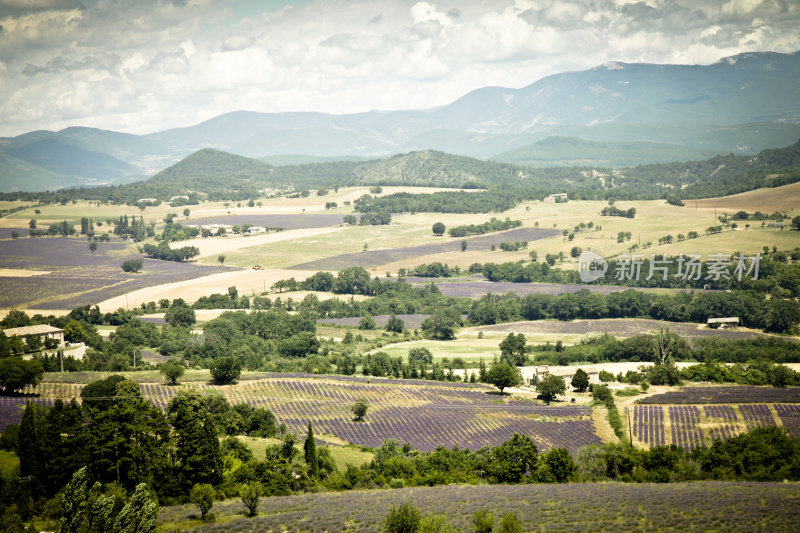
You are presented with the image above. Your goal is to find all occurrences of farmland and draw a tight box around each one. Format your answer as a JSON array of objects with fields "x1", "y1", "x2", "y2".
[
  {"x1": 157, "y1": 481, "x2": 800, "y2": 532},
  {"x1": 0, "y1": 234, "x2": 229, "y2": 309},
  {"x1": 14, "y1": 374, "x2": 602, "y2": 454}
]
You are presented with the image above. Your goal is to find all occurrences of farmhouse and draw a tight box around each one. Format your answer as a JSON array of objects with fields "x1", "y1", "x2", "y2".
[
  {"x1": 1, "y1": 324, "x2": 65, "y2": 347},
  {"x1": 707, "y1": 317, "x2": 740, "y2": 329},
  {"x1": 530, "y1": 365, "x2": 599, "y2": 389},
  {"x1": 544, "y1": 193, "x2": 568, "y2": 203},
  {"x1": 247, "y1": 226, "x2": 267, "y2": 235}
]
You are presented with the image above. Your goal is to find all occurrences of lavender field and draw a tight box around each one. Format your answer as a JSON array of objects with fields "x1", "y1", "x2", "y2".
[
  {"x1": 632, "y1": 402, "x2": 800, "y2": 449},
  {"x1": 149, "y1": 376, "x2": 600, "y2": 453},
  {"x1": 478, "y1": 318, "x2": 765, "y2": 340},
  {"x1": 318, "y1": 313, "x2": 435, "y2": 330},
  {"x1": 159, "y1": 482, "x2": 800, "y2": 532},
  {"x1": 290, "y1": 227, "x2": 560, "y2": 270},
  {"x1": 0, "y1": 235, "x2": 230, "y2": 309},
  {"x1": 640, "y1": 386, "x2": 800, "y2": 404}
]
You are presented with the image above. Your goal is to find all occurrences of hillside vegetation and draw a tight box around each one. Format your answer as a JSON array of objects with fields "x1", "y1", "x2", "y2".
[{"x1": 1, "y1": 140, "x2": 800, "y2": 208}]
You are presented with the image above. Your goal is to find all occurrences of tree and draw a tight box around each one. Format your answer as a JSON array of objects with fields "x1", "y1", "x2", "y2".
[
  {"x1": 89, "y1": 241, "x2": 97, "y2": 254},
  {"x1": 421, "y1": 309, "x2": 460, "y2": 340},
  {"x1": 351, "y1": 398, "x2": 368, "y2": 421},
  {"x1": 499, "y1": 332, "x2": 526, "y2": 366},
  {"x1": 169, "y1": 391, "x2": 223, "y2": 491},
  {"x1": 114, "y1": 482, "x2": 159, "y2": 533},
  {"x1": 461, "y1": 240, "x2": 467, "y2": 252},
  {"x1": 10, "y1": 230, "x2": 18, "y2": 239},
  {"x1": 304, "y1": 421, "x2": 319, "y2": 478},
  {"x1": 0, "y1": 357, "x2": 44, "y2": 393},
  {"x1": 64, "y1": 320, "x2": 86, "y2": 343},
  {"x1": 571, "y1": 368, "x2": 590, "y2": 392},
  {"x1": 537, "y1": 374, "x2": 566, "y2": 404},
  {"x1": 384, "y1": 502, "x2": 421, "y2": 533},
  {"x1": 541, "y1": 447, "x2": 576, "y2": 482},
  {"x1": 160, "y1": 359, "x2": 185, "y2": 385},
  {"x1": 183, "y1": 208, "x2": 190, "y2": 218},
  {"x1": 190, "y1": 483, "x2": 216, "y2": 521},
  {"x1": 432, "y1": 222, "x2": 446, "y2": 236},
  {"x1": 408, "y1": 347, "x2": 433, "y2": 367},
  {"x1": 239, "y1": 481, "x2": 262, "y2": 517},
  {"x1": 60, "y1": 466, "x2": 90, "y2": 533},
  {"x1": 765, "y1": 299, "x2": 800, "y2": 333},
  {"x1": 485, "y1": 362, "x2": 521, "y2": 393},
  {"x1": 210, "y1": 356, "x2": 242, "y2": 384},
  {"x1": 121, "y1": 259, "x2": 143, "y2": 273},
  {"x1": 386, "y1": 314, "x2": 404, "y2": 333},
  {"x1": 654, "y1": 327, "x2": 683, "y2": 365},
  {"x1": 29, "y1": 219, "x2": 36, "y2": 229},
  {"x1": 218, "y1": 254, "x2": 225, "y2": 265},
  {"x1": 165, "y1": 301, "x2": 196, "y2": 328},
  {"x1": 358, "y1": 314, "x2": 376, "y2": 330}
]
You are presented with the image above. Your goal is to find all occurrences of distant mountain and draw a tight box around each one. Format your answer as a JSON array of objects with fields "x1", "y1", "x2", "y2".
[
  {"x1": 491, "y1": 137, "x2": 715, "y2": 167},
  {"x1": 2, "y1": 50, "x2": 800, "y2": 192}
]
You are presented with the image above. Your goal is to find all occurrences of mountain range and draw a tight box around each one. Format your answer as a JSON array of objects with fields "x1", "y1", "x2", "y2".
[{"x1": 1, "y1": 50, "x2": 799, "y2": 192}]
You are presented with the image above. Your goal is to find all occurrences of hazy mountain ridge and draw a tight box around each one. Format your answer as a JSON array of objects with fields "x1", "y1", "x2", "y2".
[
  {"x1": 9, "y1": 139, "x2": 796, "y2": 206},
  {"x1": 2, "y1": 51, "x2": 799, "y2": 192}
]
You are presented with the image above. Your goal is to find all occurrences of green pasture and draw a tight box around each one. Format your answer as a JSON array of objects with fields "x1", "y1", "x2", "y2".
[
  {"x1": 371, "y1": 338, "x2": 504, "y2": 366},
  {"x1": 0, "y1": 450, "x2": 19, "y2": 475},
  {"x1": 230, "y1": 436, "x2": 373, "y2": 468}
]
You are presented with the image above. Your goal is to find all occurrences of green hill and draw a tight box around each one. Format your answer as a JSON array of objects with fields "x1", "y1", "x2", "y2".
[{"x1": 3, "y1": 140, "x2": 800, "y2": 206}]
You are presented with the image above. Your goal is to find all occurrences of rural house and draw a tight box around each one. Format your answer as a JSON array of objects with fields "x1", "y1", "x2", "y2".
[
  {"x1": 1, "y1": 324, "x2": 65, "y2": 347},
  {"x1": 529, "y1": 365, "x2": 600, "y2": 389}
]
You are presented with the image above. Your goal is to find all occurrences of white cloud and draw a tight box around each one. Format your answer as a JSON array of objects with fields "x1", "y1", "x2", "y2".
[{"x1": 0, "y1": 0, "x2": 797, "y2": 136}]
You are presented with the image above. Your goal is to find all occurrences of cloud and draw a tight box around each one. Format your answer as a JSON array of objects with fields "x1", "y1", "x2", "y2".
[{"x1": 0, "y1": 0, "x2": 798, "y2": 137}]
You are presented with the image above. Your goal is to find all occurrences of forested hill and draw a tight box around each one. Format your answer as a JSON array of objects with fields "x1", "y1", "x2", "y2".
[{"x1": 2, "y1": 140, "x2": 800, "y2": 205}]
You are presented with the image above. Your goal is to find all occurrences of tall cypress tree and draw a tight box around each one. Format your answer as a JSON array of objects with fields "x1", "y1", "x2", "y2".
[
  {"x1": 304, "y1": 421, "x2": 319, "y2": 479},
  {"x1": 18, "y1": 401, "x2": 42, "y2": 481}
]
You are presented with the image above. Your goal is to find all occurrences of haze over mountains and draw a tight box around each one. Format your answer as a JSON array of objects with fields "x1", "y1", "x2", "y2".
[{"x1": 1, "y1": 51, "x2": 799, "y2": 193}]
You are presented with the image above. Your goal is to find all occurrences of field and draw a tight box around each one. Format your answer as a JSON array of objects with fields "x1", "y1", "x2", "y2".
[
  {"x1": 626, "y1": 386, "x2": 800, "y2": 450},
  {"x1": 157, "y1": 482, "x2": 800, "y2": 532},
  {"x1": 2, "y1": 183, "x2": 798, "y2": 311},
  {"x1": 0, "y1": 235, "x2": 229, "y2": 309},
  {"x1": 13, "y1": 374, "x2": 601, "y2": 454},
  {"x1": 473, "y1": 318, "x2": 767, "y2": 341},
  {"x1": 691, "y1": 180, "x2": 800, "y2": 213},
  {"x1": 231, "y1": 436, "x2": 373, "y2": 468}
]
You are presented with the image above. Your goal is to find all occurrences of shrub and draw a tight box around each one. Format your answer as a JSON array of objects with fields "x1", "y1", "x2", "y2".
[{"x1": 384, "y1": 502, "x2": 421, "y2": 533}]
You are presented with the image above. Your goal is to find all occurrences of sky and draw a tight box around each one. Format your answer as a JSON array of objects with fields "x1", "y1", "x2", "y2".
[{"x1": 1, "y1": 0, "x2": 798, "y2": 137}]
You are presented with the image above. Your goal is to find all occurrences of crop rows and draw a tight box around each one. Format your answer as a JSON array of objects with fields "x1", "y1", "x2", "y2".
[
  {"x1": 632, "y1": 405, "x2": 666, "y2": 447},
  {"x1": 739, "y1": 404, "x2": 776, "y2": 430},
  {"x1": 668, "y1": 406, "x2": 704, "y2": 451},
  {"x1": 708, "y1": 425, "x2": 738, "y2": 442},
  {"x1": 775, "y1": 404, "x2": 800, "y2": 437},
  {"x1": 0, "y1": 397, "x2": 53, "y2": 432},
  {"x1": 703, "y1": 405, "x2": 738, "y2": 422},
  {"x1": 639, "y1": 386, "x2": 800, "y2": 404},
  {"x1": 197, "y1": 377, "x2": 600, "y2": 453},
  {"x1": 159, "y1": 482, "x2": 800, "y2": 532}
]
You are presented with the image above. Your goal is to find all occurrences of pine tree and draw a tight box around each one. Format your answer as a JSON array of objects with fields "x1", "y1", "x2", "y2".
[{"x1": 304, "y1": 421, "x2": 319, "y2": 479}]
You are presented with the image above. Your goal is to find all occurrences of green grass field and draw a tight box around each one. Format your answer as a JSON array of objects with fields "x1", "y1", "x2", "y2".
[
  {"x1": 231, "y1": 436, "x2": 373, "y2": 468},
  {"x1": 0, "y1": 450, "x2": 19, "y2": 476}
]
